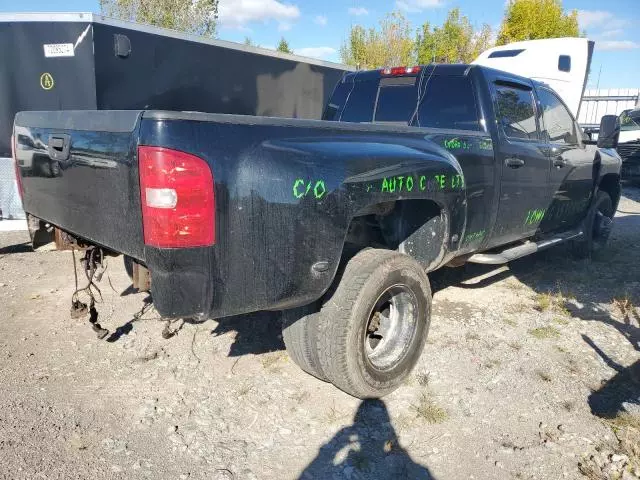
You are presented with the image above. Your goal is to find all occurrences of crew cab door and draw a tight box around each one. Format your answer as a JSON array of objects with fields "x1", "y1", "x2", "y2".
[
  {"x1": 489, "y1": 79, "x2": 554, "y2": 245},
  {"x1": 535, "y1": 86, "x2": 594, "y2": 232}
]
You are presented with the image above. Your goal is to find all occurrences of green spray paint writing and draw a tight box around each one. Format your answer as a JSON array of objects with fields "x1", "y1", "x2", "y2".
[
  {"x1": 524, "y1": 208, "x2": 546, "y2": 225},
  {"x1": 380, "y1": 174, "x2": 463, "y2": 193},
  {"x1": 463, "y1": 230, "x2": 486, "y2": 243},
  {"x1": 293, "y1": 179, "x2": 327, "y2": 200}
]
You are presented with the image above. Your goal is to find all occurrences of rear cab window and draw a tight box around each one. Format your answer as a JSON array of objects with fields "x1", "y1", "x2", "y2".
[
  {"x1": 374, "y1": 77, "x2": 418, "y2": 123},
  {"x1": 325, "y1": 68, "x2": 483, "y2": 131}
]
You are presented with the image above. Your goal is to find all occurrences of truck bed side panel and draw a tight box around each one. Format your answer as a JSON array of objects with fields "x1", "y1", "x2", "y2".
[{"x1": 139, "y1": 114, "x2": 479, "y2": 318}]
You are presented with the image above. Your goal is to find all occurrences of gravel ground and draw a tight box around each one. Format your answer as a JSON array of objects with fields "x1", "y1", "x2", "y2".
[{"x1": 0, "y1": 186, "x2": 639, "y2": 480}]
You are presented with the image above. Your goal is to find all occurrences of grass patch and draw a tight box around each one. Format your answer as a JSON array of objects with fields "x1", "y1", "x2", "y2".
[
  {"x1": 579, "y1": 413, "x2": 640, "y2": 478},
  {"x1": 613, "y1": 295, "x2": 638, "y2": 323},
  {"x1": 505, "y1": 280, "x2": 526, "y2": 291},
  {"x1": 608, "y1": 413, "x2": 640, "y2": 431},
  {"x1": 260, "y1": 351, "x2": 288, "y2": 370},
  {"x1": 503, "y1": 318, "x2": 518, "y2": 327},
  {"x1": 533, "y1": 290, "x2": 572, "y2": 317},
  {"x1": 552, "y1": 317, "x2": 570, "y2": 326},
  {"x1": 411, "y1": 393, "x2": 448, "y2": 424},
  {"x1": 465, "y1": 332, "x2": 480, "y2": 341},
  {"x1": 535, "y1": 293, "x2": 553, "y2": 312},
  {"x1": 528, "y1": 326, "x2": 561, "y2": 339},
  {"x1": 555, "y1": 345, "x2": 569, "y2": 354},
  {"x1": 535, "y1": 369, "x2": 553, "y2": 382},
  {"x1": 605, "y1": 414, "x2": 640, "y2": 474}
]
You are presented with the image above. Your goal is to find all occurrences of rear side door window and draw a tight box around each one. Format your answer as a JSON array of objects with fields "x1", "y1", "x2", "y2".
[
  {"x1": 415, "y1": 75, "x2": 481, "y2": 131},
  {"x1": 494, "y1": 85, "x2": 539, "y2": 140},
  {"x1": 536, "y1": 88, "x2": 579, "y2": 145}
]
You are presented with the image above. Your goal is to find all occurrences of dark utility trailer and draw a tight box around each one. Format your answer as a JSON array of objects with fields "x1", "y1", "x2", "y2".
[{"x1": 0, "y1": 12, "x2": 353, "y2": 159}]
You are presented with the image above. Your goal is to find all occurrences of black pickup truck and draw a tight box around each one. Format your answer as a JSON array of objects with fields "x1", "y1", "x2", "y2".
[{"x1": 13, "y1": 64, "x2": 622, "y2": 398}]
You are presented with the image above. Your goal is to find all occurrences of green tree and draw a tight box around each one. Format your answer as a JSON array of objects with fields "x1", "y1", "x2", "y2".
[
  {"x1": 99, "y1": 0, "x2": 218, "y2": 37},
  {"x1": 497, "y1": 0, "x2": 579, "y2": 45},
  {"x1": 340, "y1": 12, "x2": 415, "y2": 69},
  {"x1": 277, "y1": 37, "x2": 293, "y2": 54},
  {"x1": 416, "y1": 8, "x2": 493, "y2": 64},
  {"x1": 340, "y1": 25, "x2": 368, "y2": 68},
  {"x1": 244, "y1": 37, "x2": 256, "y2": 46}
]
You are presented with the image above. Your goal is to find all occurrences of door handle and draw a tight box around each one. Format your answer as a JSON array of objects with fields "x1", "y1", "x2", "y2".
[
  {"x1": 553, "y1": 156, "x2": 567, "y2": 168},
  {"x1": 505, "y1": 157, "x2": 525, "y2": 168}
]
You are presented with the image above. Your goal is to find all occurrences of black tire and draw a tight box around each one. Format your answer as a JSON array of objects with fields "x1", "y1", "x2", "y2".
[
  {"x1": 281, "y1": 307, "x2": 328, "y2": 382},
  {"x1": 572, "y1": 191, "x2": 614, "y2": 259},
  {"x1": 315, "y1": 249, "x2": 432, "y2": 399}
]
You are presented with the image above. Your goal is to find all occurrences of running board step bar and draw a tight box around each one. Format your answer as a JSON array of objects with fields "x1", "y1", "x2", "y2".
[{"x1": 467, "y1": 230, "x2": 584, "y2": 265}]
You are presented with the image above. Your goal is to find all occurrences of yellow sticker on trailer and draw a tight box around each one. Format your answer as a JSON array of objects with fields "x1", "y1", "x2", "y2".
[{"x1": 40, "y1": 72, "x2": 54, "y2": 91}]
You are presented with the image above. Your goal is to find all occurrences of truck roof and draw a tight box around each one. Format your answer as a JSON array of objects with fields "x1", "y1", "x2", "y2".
[{"x1": 341, "y1": 63, "x2": 539, "y2": 88}]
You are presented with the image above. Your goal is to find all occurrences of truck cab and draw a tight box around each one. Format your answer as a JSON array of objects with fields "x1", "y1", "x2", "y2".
[{"x1": 324, "y1": 64, "x2": 620, "y2": 252}]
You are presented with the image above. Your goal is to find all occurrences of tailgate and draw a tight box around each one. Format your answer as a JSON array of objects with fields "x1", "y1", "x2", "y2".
[{"x1": 14, "y1": 110, "x2": 145, "y2": 259}]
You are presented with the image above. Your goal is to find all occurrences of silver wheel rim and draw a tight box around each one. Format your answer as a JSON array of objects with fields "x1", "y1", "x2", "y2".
[{"x1": 364, "y1": 284, "x2": 419, "y2": 371}]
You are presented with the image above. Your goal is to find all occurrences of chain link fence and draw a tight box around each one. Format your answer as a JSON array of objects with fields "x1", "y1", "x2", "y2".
[{"x1": 0, "y1": 157, "x2": 25, "y2": 220}]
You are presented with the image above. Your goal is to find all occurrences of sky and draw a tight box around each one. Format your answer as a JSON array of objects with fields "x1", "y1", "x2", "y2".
[{"x1": 0, "y1": 0, "x2": 638, "y2": 89}]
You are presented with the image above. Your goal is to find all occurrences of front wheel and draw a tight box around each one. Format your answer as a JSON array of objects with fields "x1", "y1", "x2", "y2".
[
  {"x1": 315, "y1": 249, "x2": 432, "y2": 399},
  {"x1": 572, "y1": 191, "x2": 614, "y2": 259}
]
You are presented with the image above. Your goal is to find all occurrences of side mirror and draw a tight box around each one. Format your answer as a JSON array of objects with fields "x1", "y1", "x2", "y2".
[{"x1": 597, "y1": 115, "x2": 620, "y2": 149}]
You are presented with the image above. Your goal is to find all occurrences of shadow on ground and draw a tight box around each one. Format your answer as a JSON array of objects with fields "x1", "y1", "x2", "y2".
[
  {"x1": 299, "y1": 399, "x2": 434, "y2": 480},
  {"x1": 0, "y1": 241, "x2": 32, "y2": 258},
  {"x1": 210, "y1": 311, "x2": 285, "y2": 356},
  {"x1": 105, "y1": 296, "x2": 158, "y2": 343}
]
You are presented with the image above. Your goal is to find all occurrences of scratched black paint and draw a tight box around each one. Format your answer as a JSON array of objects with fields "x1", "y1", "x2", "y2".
[{"x1": 14, "y1": 65, "x2": 622, "y2": 319}]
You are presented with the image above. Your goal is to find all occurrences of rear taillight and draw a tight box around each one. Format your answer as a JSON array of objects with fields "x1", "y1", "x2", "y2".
[
  {"x1": 380, "y1": 66, "x2": 421, "y2": 76},
  {"x1": 138, "y1": 146, "x2": 215, "y2": 248},
  {"x1": 11, "y1": 134, "x2": 24, "y2": 199}
]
